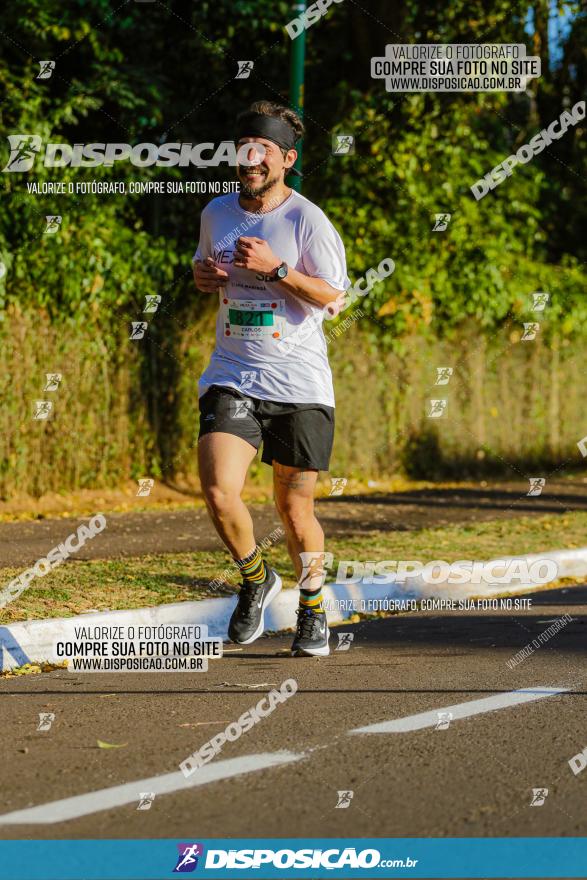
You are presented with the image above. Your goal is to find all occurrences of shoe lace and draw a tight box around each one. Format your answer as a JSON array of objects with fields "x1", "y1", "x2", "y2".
[
  {"x1": 238, "y1": 583, "x2": 263, "y2": 619},
  {"x1": 296, "y1": 608, "x2": 319, "y2": 639}
]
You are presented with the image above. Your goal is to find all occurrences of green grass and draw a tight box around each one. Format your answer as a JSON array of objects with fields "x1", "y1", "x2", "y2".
[{"x1": 1, "y1": 511, "x2": 586, "y2": 623}]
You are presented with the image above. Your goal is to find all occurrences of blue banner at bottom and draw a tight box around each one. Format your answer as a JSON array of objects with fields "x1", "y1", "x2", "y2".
[{"x1": 0, "y1": 838, "x2": 585, "y2": 879}]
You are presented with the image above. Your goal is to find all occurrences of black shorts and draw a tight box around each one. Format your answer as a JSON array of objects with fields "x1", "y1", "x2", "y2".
[{"x1": 198, "y1": 384, "x2": 335, "y2": 471}]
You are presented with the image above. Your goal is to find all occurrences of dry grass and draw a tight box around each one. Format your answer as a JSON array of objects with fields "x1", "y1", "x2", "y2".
[
  {"x1": 2, "y1": 309, "x2": 586, "y2": 498},
  {"x1": 1, "y1": 510, "x2": 585, "y2": 623}
]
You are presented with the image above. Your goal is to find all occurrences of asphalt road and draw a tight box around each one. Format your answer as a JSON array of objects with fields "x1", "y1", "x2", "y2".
[
  {"x1": 0, "y1": 585, "x2": 585, "y2": 845},
  {"x1": 2, "y1": 481, "x2": 587, "y2": 568}
]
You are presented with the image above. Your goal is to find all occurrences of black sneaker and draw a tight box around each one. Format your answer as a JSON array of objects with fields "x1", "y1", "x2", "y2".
[
  {"x1": 291, "y1": 607, "x2": 330, "y2": 657},
  {"x1": 228, "y1": 568, "x2": 282, "y2": 645}
]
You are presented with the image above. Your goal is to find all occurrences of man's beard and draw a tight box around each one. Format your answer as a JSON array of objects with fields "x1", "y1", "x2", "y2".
[{"x1": 238, "y1": 169, "x2": 280, "y2": 199}]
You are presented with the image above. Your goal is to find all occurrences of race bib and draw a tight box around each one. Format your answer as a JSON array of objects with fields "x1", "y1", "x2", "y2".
[{"x1": 221, "y1": 298, "x2": 287, "y2": 340}]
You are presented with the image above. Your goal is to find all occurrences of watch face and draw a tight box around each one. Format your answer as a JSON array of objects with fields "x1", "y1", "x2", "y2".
[{"x1": 277, "y1": 263, "x2": 288, "y2": 279}]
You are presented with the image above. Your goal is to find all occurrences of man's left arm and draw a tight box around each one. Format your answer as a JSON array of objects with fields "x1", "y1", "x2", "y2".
[{"x1": 233, "y1": 235, "x2": 346, "y2": 312}]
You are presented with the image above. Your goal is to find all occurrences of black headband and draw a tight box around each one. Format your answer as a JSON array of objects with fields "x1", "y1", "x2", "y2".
[{"x1": 236, "y1": 111, "x2": 303, "y2": 177}]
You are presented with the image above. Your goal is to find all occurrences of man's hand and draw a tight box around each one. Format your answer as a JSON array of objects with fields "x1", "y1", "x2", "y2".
[
  {"x1": 234, "y1": 237, "x2": 280, "y2": 275},
  {"x1": 193, "y1": 257, "x2": 229, "y2": 293}
]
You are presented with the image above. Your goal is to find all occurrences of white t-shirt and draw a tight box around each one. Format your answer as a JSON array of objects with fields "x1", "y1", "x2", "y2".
[{"x1": 194, "y1": 190, "x2": 350, "y2": 407}]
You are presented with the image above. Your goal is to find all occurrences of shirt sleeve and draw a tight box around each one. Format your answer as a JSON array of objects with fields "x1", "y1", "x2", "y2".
[
  {"x1": 300, "y1": 218, "x2": 351, "y2": 292},
  {"x1": 193, "y1": 206, "x2": 213, "y2": 263}
]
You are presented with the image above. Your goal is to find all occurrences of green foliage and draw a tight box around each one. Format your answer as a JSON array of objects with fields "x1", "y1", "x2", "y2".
[
  {"x1": 0, "y1": 0, "x2": 585, "y2": 492},
  {"x1": 318, "y1": 88, "x2": 587, "y2": 345}
]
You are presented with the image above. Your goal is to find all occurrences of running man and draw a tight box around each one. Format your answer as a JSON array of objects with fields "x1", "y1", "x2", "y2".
[{"x1": 193, "y1": 101, "x2": 349, "y2": 656}]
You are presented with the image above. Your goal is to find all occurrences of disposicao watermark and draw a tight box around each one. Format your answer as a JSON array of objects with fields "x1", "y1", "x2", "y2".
[
  {"x1": 323, "y1": 556, "x2": 558, "y2": 586},
  {"x1": 2, "y1": 137, "x2": 266, "y2": 172},
  {"x1": 471, "y1": 101, "x2": 585, "y2": 200},
  {"x1": 277, "y1": 257, "x2": 394, "y2": 354},
  {"x1": 0, "y1": 515, "x2": 107, "y2": 609},
  {"x1": 372, "y1": 43, "x2": 541, "y2": 92},
  {"x1": 51, "y1": 623, "x2": 221, "y2": 673},
  {"x1": 285, "y1": 0, "x2": 344, "y2": 40},
  {"x1": 179, "y1": 678, "x2": 297, "y2": 777}
]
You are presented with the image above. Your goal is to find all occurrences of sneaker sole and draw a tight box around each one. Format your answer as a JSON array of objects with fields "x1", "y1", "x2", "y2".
[
  {"x1": 292, "y1": 627, "x2": 330, "y2": 657},
  {"x1": 230, "y1": 574, "x2": 282, "y2": 645}
]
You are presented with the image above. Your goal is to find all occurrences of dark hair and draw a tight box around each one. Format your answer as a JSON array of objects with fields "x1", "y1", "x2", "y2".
[{"x1": 240, "y1": 101, "x2": 305, "y2": 144}]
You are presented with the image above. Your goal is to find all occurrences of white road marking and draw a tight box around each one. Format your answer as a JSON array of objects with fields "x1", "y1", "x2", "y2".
[
  {"x1": 0, "y1": 687, "x2": 571, "y2": 824},
  {"x1": 349, "y1": 686, "x2": 570, "y2": 734},
  {"x1": 0, "y1": 751, "x2": 303, "y2": 825}
]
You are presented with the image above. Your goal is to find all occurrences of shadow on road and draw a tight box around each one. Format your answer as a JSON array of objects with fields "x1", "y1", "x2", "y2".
[{"x1": 320, "y1": 486, "x2": 587, "y2": 515}]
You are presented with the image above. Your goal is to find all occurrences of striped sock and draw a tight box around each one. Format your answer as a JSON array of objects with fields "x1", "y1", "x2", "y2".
[
  {"x1": 299, "y1": 588, "x2": 324, "y2": 613},
  {"x1": 234, "y1": 547, "x2": 267, "y2": 585}
]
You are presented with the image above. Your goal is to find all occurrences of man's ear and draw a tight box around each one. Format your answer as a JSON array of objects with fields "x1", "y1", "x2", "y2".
[{"x1": 283, "y1": 147, "x2": 298, "y2": 173}]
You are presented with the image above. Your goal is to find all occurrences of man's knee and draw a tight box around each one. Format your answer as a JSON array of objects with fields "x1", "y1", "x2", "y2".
[
  {"x1": 276, "y1": 497, "x2": 315, "y2": 539},
  {"x1": 204, "y1": 484, "x2": 241, "y2": 518}
]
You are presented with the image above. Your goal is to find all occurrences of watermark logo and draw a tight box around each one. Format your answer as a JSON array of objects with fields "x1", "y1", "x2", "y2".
[
  {"x1": 521, "y1": 322, "x2": 539, "y2": 341},
  {"x1": 527, "y1": 477, "x2": 545, "y2": 497},
  {"x1": 298, "y1": 551, "x2": 333, "y2": 591},
  {"x1": 2, "y1": 136, "x2": 266, "y2": 172},
  {"x1": 329, "y1": 477, "x2": 347, "y2": 496},
  {"x1": 203, "y1": 848, "x2": 393, "y2": 871},
  {"x1": 435, "y1": 711, "x2": 453, "y2": 730},
  {"x1": 427, "y1": 399, "x2": 447, "y2": 418},
  {"x1": 238, "y1": 371, "x2": 257, "y2": 392},
  {"x1": 335, "y1": 790, "x2": 354, "y2": 808},
  {"x1": 33, "y1": 400, "x2": 53, "y2": 420},
  {"x1": 130, "y1": 321, "x2": 148, "y2": 340},
  {"x1": 2, "y1": 135, "x2": 42, "y2": 172},
  {"x1": 173, "y1": 843, "x2": 204, "y2": 873},
  {"x1": 136, "y1": 478, "x2": 154, "y2": 497},
  {"x1": 335, "y1": 632, "x2": 354, "y2": 652},
  {"x1": 335, "y1": 556, "x2": 557, "y2": 588},
  {"x1": 530, "y1": 788, "x2": 548, "y2": 806},
  {"x1": 44, "y1": 215, "x2": 62, "y2": 234},
  {"x1": 236, "y1": 61, "x2": 254, "y2": 79},
  {"x1": 232, "y1": 399, "x2": 253, "y2": 419},
  {"x1": 37, "y1": 60, "x2": 55, "y2": 79},
  {"x1": 137, "y1": 792, "x2": 156, "y2": 810},
  {"x1": 531, "y1": 292, "x2": 549, "y2": 311},
  {"x1": 332, "y1": 134, "x2": 355, "y2": 155},
  {"x1": 144, "y1": 295, "x2": 161, "y2": 313},
  {"x1": 37, "y1": 712, "x2": 55, "y2": 731},
  {"x1": 432, "y1": 213, "x2": 451, "y2": 231},
  {"x1": 435, "y1": 367, "x2": 453, "y2": 385},
  {"x1": 43, "y1": 373, "x2": 62, "y2": 391}
]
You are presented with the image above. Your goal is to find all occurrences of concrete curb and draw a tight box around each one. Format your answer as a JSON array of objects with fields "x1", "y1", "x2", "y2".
[{"x1": 1, "y1": 547, "x2": 586, "y2": 671}]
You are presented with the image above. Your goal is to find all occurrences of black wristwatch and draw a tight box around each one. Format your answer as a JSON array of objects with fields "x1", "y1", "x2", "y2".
[{"x1": 271, "y1": 261, "x2": 288, "y2": 282}]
